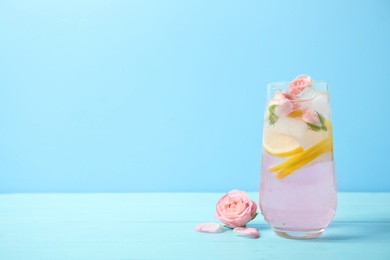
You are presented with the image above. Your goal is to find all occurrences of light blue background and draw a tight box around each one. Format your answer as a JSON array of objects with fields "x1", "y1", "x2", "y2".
[{"x1": 1, "y1": 0, "x2": 389, "y2": 193}]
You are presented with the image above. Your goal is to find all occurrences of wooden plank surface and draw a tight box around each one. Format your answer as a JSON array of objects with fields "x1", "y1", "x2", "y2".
[{"x1": 0, "y1": 193, "x2": 389, "y2": 259}]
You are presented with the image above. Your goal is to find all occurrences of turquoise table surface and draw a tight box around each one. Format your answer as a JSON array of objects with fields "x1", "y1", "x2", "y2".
[{"x1": 0, "y1": 192, "x2": 389, "y2": 260}]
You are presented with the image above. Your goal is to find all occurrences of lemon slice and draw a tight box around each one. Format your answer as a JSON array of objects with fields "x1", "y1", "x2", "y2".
[
  {"x1": 270, "y1": 137, "x2": 333, "y2": 179},
  {"x1": 264, "y1": 120, "x2": 333, "y2": 179},
  {"x1": 263, "y1": 127, "x2": 304, "y2": 157},
  {"x1": 326, "y1": 119, "x2": 332, "y2": 136}
]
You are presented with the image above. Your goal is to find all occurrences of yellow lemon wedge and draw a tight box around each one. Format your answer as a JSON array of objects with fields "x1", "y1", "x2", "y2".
[
  {"x1": 263, "y1": 128, "x2": 304, "y2": 157},
  {"x1": 270, "y1": 120, "x2": 333, "y2": 179},
  {"x1": 288, "y1": 109, "x2": 303, "y2": 117},
  {"x1": 270, "y1": 137, "x2": 333, "y2": 179},
  {"x1": 326, "y1": 119, "x2": 333, "y2": 136}
]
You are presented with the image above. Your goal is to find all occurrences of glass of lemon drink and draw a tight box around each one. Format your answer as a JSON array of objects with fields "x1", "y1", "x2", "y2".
[{"x1": 260, "y1": 75, "x2": 337, "y2": 239}]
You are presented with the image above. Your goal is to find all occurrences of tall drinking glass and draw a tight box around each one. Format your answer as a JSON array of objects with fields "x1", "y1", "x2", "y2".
[{"x1": 260, "y1": 76, "x2": 337, "y2": 239}]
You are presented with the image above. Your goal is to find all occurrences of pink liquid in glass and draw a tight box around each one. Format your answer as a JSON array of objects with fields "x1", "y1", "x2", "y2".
[{"x1": 260, "y1": 152, "x2": 337, "y2": 234}]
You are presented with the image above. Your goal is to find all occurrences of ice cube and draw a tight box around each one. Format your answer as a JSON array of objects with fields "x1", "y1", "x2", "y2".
[
  {"x1": 297, "y1": 87, "x2": 317, "y2": 110},
  {"x1": 299, "y1": 87, "x2": 316, "y2": 100},
  {"x1": 272, "y1": 116, "x2": 307, "y2": 139},
  {"x1": 296, "y1": 128, "x2": 329, "y2": 149},
  {"x1": 310, "y1": 92, "x2": 330, "y2": 119}
]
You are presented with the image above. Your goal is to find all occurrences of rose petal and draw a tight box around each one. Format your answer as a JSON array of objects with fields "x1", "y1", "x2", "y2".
[
  {"x1": 233, "y1": 227, "x2": 260, "y2": 238},
  {"x1": 196, "y1": 222, "x2": 225, "y2": 233},
  {"x1": 274, "y1": 98, "x2": 293, "y2": 116},
  {"x1": 302, "y1": 108, "x2": 321, "y2": 126}
]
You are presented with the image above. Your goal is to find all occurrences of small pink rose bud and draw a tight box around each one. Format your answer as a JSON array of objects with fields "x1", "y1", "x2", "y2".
[
  {"x1": 289, "y1": 75, "x2": 313, "y2": 95},
  {"x1": 302, "y1": 108, "x2": 321, "y2": 126}
]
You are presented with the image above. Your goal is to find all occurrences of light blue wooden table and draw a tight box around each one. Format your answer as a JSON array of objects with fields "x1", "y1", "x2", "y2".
[{"x1": 0, "y1": 192, "x2": 389, "y2": 259}]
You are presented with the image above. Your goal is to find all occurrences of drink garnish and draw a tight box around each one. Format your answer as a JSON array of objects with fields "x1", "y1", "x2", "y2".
[
  {"x1": 269, "y1": 137, "x2": 333, "y2": 179},
  {"x1": 263, "y1": 127, "x2": 304, "y2": 157}
]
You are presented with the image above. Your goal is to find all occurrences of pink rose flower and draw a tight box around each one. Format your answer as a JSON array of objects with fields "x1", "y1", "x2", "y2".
[
  {"x1": 215, "y1": 190, "x2": 257, "y2": 228},
  {"x1": 273, "y1": 91, "x2": 300, "y2": 116},
  {"x1": 289, "y1": 75, "x2": 313, "y2": 95},
  {"x1": 302, "y1": 108, "x2": 321, "y2": 126}
]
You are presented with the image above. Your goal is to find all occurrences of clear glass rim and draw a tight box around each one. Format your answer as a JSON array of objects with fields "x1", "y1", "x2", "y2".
[
  {"x1": 266, "y1": 81, "x2": 328, "y2": 99},
  {"x1": 267, "y1": 80, "x2": 328, "y2": 88}
]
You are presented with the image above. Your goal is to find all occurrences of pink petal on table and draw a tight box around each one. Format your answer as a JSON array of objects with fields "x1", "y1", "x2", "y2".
[
  {"x1": 195, "y1": 222, "x2": 225, "y2": 233},
  {"x1": 233, "y1": 227, "x2": 260, "y2": 238}
]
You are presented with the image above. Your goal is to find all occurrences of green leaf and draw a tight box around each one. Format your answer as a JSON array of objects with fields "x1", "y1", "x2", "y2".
[
  {"x1": 269, "y1": 104, "x2": 277, "y2": 113},
  {"x1": 307, "y1": 111, "x2": 328, "y2": 132},
  {"x1": 251, "y1": 212, "x2": 258, "y2": 221},
  {"x1": 306, "y1": 122, "x2": 322, "y2": 132},
  {"x1": 317, "y1": 111, "x2": 326, "y2": 126},
  {"x1": 268, "y1": 104, "x2": 278, "y2": 125},
  {"x1": 269, "y1": 116, "x2": 277, "y2": 125}
]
